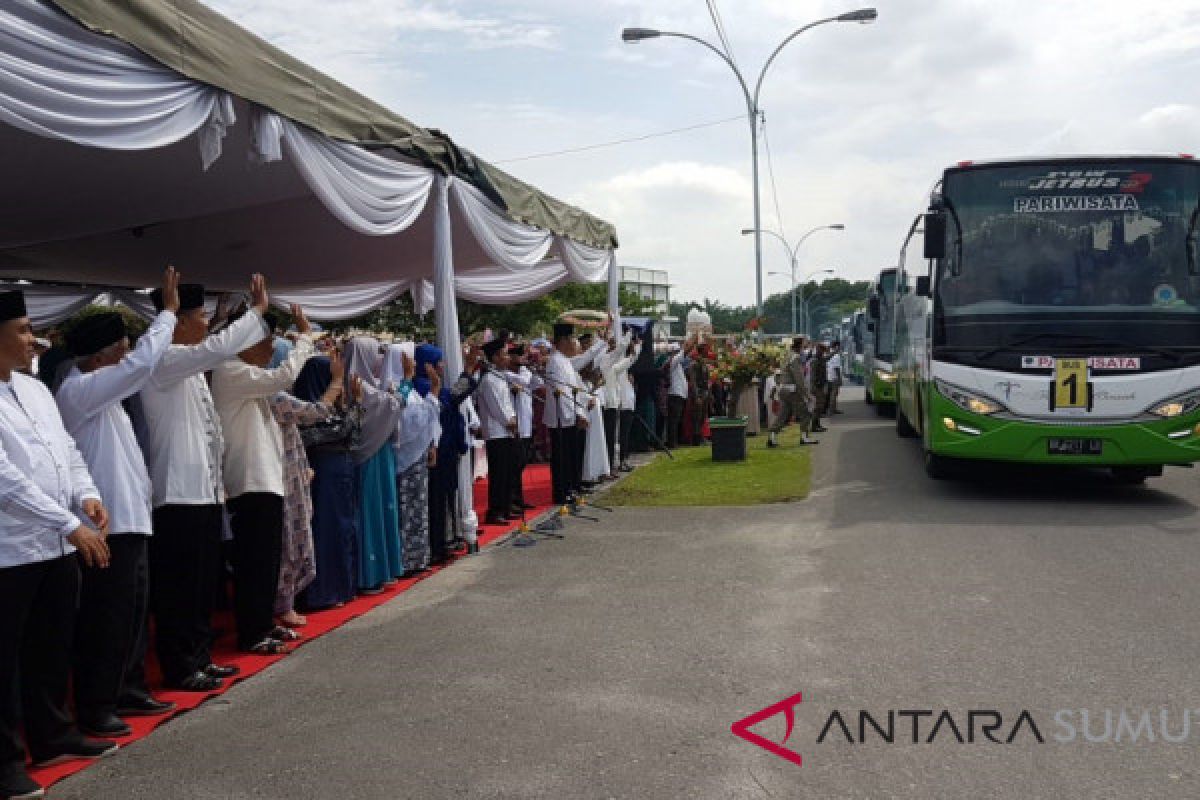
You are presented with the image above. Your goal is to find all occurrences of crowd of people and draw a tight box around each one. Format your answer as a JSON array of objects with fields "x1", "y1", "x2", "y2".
[
  {"x1": 0, "y1": 268, "x2": 691, "y2": 799},
  {"x1": 0, "y1": 264, "x2": 843, "y2": 798}
]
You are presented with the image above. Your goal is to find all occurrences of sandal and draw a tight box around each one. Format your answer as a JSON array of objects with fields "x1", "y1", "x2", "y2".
[
  {"x1": 268, "y1": 625, "x2": 301, "y2": 642},
  {"x1": 171, "y1": 670, "x2": 223, "y2": 692},
  {"x1": 245, "y1": 637, "x2": 291, "y2": 655},
  {"x1": 275, "y1": 612, "x2": 308, "y2": 628}
]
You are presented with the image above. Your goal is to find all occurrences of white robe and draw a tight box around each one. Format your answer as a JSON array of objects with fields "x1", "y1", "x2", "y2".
[{"x1": 582, "y1": 387, "x2": 610, "y2": 482}]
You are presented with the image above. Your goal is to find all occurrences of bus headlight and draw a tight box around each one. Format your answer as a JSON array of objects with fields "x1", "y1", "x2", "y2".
[
  {"x1": 1149, "y1": 390, "x2": 1200, "y2": 418},
  {"x1": 875, "y1": 369, "x2": 896, "y2": 383},
  {"x1": 934, "y1": 379, "x2": 1005, "y2": 416}
]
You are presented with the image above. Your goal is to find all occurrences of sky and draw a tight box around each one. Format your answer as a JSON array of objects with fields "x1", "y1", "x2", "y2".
[{"x1": 206, "y1": 0, "x2": 1200, "y2": 307}]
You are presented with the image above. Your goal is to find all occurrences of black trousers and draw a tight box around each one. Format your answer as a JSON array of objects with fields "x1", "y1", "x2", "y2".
[
  {"x1": 550, "y1": 425, "x2": 572, "y2": 504},
  {"x1": 602, "y1": 408, "x2": 618, "y2": 471},
  {"x1": 618, "y1": 410, "x2": 634, "y2": 465},
  {"x1": 0, "y1": 555, "x2": 80, "y2": 774},
  {"x1": 150, "y1": 504, "x2": 223, "y2": 684},
  {"x1": 511, "y1": 436, "x2": 531, "y2": 508},
  {"x1": 428, "y1": 466, "x2": 451, "y2": 562},
  {"x1": 74, "y1": 534, "x2": 150, "y2": 719},
  {"x1": 485, "y1": 437, "x2": 515, "y2": 516},
  {"x1": 572, "y1": 427, "x2": 587, "y2": 489},
  {"x1": 666, "y1": 395, "x2": 686, "y2": 448},
  {"x1": 227, "y1": 493, "x2": 284, "y2": 650}
]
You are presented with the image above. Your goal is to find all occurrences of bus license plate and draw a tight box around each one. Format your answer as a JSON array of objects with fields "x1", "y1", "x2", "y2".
[{"x1": 1047, "y1": 438, "x2": 1102, "y2": 456}]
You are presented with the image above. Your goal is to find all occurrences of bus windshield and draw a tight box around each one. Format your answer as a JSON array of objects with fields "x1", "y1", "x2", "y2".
[{"x1": 936, "y1": 160, "x2": 1200, "y2": 352}]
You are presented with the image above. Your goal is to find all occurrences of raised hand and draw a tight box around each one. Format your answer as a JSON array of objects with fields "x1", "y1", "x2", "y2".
[
  {"x1": 249, "y1": 273, "x2": 269, "y2": 314},
  {"x1": 162, "y1": 266, "x2": 181, "y2": 314},
  {"x1": 290, "y1": 303, "x2": 312, "y2": 334},
  {"x1": 349, "y1": 374, "x2": 364, "y2": 404},
  {"x1": 402, "y1": 351, "x2": 415, "y2": 380},
  {"x1": 328, "y1": 347, "x2": 345, "y2": 382},
  {"x1": 426, "y1": 363, "x2": 442, "y2": 397}
]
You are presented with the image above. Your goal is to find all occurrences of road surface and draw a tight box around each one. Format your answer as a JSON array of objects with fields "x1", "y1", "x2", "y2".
[{"x1": 56, "y1": 394, "x2": 1200, "y2": 798}]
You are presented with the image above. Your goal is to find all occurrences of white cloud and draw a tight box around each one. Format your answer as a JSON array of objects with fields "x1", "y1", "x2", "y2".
[{"x1": 207, "y1": 0, "x2": 1200, "y2": 306}]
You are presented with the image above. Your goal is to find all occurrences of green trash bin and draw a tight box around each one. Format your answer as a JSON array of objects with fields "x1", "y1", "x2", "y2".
[{"x1": 709, "y1": 416, "x2": 748, "y2": 462}]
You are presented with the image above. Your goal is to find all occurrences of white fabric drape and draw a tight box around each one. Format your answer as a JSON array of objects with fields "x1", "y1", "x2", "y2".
[
  {"x1": 559, "y1": 237, "x2": 616, "y2": 283},
  {"x1": 0, "y1": 0, "x2": 235, "y2": 168},
  {"x1": 0, "y1": 283, "x2": 99, "y2": 328},
  {"x1": 271, "y1": 281, "x2": 415, "y2": 322},
  {"x1": 255, "y1": 111, "x2": 433, "y2": 236},
  {"x1": 449, "y1": 179, "x2": 554, "y2": 271},
  {"x1": 431, "y1": 176, "x2": 478, "y2": 546}
]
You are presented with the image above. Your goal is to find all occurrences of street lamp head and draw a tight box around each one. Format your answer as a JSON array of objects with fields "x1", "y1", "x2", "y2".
[
  {"x1": 829, "y1": 223, "x2": 846, "y2": 230},
  {"x1": 820, "y1": 268, "x2": 835, "y2": 274},
  {"x1": 836, "y1": 8, "x2": 878, "y2": 23},
  {"x1": 740, "y1": 228, "x2": 757, "y2": 236},
  {"x1": 621, "y1": 27, "x2": 661, "y2": 42}
]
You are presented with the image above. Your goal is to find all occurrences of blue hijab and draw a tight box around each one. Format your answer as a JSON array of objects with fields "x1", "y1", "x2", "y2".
[
  {"x1": 293, "y1": 356, "x2": 332, "y2": 403},
  {"x1": 269, "y1": 336, "x2": 294, "y2": 369},
  {"x1": 413, "y1": 343, "x2": 443, "y2": 397}
]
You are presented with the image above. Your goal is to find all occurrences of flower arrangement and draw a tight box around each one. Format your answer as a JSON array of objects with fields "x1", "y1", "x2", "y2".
[{"x1": 713, "y1": 343, "x2": 784, "y2": 418}]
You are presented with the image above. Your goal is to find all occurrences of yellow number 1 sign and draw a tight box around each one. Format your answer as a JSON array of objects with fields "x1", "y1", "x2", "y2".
[{"x1": 1053, "y1": 358, "x2": 1089, "y2": 409}]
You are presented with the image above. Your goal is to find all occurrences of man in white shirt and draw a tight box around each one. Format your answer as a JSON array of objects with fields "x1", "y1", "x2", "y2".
[
  {"x1": 0, "y1": 289, "x2": 118, "y2": 800},
  {"x1": 665, "y1": 344, "x2": 688, "y2": 448},
  {"x1": 543, "y1": 323, "x2": 590, "y2": 505},
  {"x1": 504, "y1": 343, "x2": 540, "y2": 512},
  {"x1": 211, "y1": 304, "x2": 315, "y2": 654},
  {"x1": 476, "y1": 334, "x2": 518, "y2": 525},
  {"x1": 826, "y1": 341, "x2": 845, "y2": 415},
  {"x1": 596, "y1": 327, "x2": 634, "y2": 476},
  {"x1": 56, "y1": 268, "x2": 181, "y2": 738},
  {"x1": 139, "y1": 276, "x2": 270, "y2": 691}
]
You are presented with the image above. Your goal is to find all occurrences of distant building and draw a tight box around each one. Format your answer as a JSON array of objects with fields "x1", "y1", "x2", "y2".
[
  {"x1": 620, "y1": 265, "x2": 671, "y2": 316},
  {"x1": 620, "y1": 264, "x2": 675, "y2": 337}
]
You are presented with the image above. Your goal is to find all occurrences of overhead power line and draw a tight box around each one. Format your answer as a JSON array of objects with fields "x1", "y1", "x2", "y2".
[
  {"x1": 759, "y1": 113, "x2": 788, "y2": 242},
  {"x1": 493, "y1": 115, "x2": 744, "y2": 164}
]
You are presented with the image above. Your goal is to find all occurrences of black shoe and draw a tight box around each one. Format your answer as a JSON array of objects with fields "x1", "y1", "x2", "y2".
[
  {"x1": 77, "y1": 713, "x2": 132, "y2": 738},
  {"x1": 0, "y1": 771, "x2": 44, "y2": 799},
  {"x1": 619, "y1": 463, "x2": 633, "y2": 472},
  {"x1": 518, "y1": 502, "x2": 536, "y2": 510},
  {"x1": 116, "y1": 694, "x2": 177, "y2": 717},
  {"x1": 767, "y1": 439, "x2": 779, "y2": 448},
  {"x1": 168, "y1": 670, "x2": 223, "y2": 692},
  {"x1": 204, "y1": 663, "x2": 240, "y2": 679},
  {"x1": 467, "y1": 541, "x2": 480, "y2": 555},
  {"x1": 31, "y1": 737, "x2": 119, "y2": 767},
  {"x1": 813, "y1": 426, "x2": 829, "y2": 432},
  {"x1": 483, "y1": 512, "x2": 509, "y2": 526}
]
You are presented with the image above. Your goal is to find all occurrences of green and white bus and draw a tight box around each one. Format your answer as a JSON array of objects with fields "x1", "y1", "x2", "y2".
[
  {"x1": 863, "y1": 268, "x2": 899, "y2": 413},
  {"x1": 848, "y1": 308, "x2": 867, "y2": 384},
  {"x1": 894, "y1": 155, "x2": 1200, "y2": 482}
]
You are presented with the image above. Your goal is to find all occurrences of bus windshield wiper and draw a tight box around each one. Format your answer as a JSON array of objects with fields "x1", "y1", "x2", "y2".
[{"x1": 978, "y1": 332, "x2": 1182, "y2": 363}]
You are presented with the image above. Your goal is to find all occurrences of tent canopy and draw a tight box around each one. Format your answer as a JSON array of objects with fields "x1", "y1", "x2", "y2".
[
  {"x1": 0, "y1": 0, "x2": 619, "y2": 321},
  {"x1": 46, "y1": 0, "x2": 617, "y2": 251}
]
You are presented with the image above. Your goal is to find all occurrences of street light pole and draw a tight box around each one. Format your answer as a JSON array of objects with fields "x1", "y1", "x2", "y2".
[
  {"x1": 623, "y1": 9, "x2": 876, "y2": 325},
  {"x1": 744, "y1": 225, "x2": 842, "y2": 334}
]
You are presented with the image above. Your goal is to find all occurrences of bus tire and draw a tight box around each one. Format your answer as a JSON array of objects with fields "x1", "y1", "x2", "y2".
[
  {"x1": 896, "y1": 406, "x2": 919, "y2": 438},
  {"x1": 876, "y1": 402, "x2": 895, "y2": 418},
  {"x1": 924, "y1": 449, "x2": 952, "y2": 480}
]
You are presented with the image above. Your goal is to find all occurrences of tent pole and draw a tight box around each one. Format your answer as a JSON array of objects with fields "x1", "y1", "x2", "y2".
[{"x1": 432, "y1": 175, "x2": 478, "y2": 551}]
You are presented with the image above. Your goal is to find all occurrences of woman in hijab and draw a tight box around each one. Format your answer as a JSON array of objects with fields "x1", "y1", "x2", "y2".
[
  {"x1": 429, "y1": 343, "x2": 483, "y2": 560},
  {"x1": 343, "y1": 336, "x2": 407, "y2": 593},
  {"x1": 391, "y1": 343, "x2": 442, "y2": 574},
  {"x1": 629, "y1": 318, "x2": 660, "y2": 452},
  {"x1": 295, "y1": 355, "x2": 362, "y2": 609}
]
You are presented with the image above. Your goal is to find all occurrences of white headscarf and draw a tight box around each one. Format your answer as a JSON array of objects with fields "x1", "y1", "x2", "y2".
[
  {"x1": 344, "y1": 336, "x2": 405, "y2": 464},
  {"x1": 381, "y1": 341, "x2": 415, "y2": 391}
]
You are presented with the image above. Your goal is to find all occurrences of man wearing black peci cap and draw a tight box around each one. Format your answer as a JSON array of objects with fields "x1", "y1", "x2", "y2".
[
  {"x1": 0, "y1": 289, "x2": 119, "y2": 800},
  {"x1": 503, "y1": 342, "x2": 539, "y2": 511},
  {"x1": 475, "y1": 333, "x2": 518, "y2": 525},
  {"x1": 544, "y1": 322, "x2": 588, "y2": 504},
  {"x1": 56, "y1": 268, "x2": 183, "y2": 737},
  {"x1": 136, "y1": 275, "x2": 272, "y2": 692}
]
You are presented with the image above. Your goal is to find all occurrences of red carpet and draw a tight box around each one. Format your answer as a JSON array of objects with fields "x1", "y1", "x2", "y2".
[{"x1": 29, "y1": 463, "x2": 555, "y2": 790}]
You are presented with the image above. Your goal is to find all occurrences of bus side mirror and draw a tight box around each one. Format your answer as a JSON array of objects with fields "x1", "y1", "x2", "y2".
[
  {"x1": 923, "y1": 212, "x2": 947, "y2": 260},
  {"x1": 915, "y1": 275, "x2": 931, "y2": 297},
  {"x1": 1189, "y1": 229, "x2": 1199, "y2": 276},
  {"x1": 867, "y1": 296, "x2": 880, "y2": 317},
  {"x1": 867, "y1": 321, "x2": 876, "y2": 332}
]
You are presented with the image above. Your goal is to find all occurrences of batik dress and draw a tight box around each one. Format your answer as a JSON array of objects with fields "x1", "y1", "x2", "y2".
[{"x1": 269, "y1": 393, "x2": 332, "y2": 616}]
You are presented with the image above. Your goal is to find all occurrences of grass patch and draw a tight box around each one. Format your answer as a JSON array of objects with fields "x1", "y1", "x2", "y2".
[{"x1": 602, "y1": 425, "x2": 812, "y2": 507}]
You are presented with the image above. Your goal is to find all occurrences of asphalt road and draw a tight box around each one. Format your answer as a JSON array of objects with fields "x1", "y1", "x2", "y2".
[{"x1": 56, "y1": 392, "x2": 1200, "y2": 799}]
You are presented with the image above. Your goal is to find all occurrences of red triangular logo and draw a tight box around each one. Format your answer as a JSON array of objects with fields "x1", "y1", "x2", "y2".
[{"x1": 730, "y1": 692, "x2": 804, "y2": 767}]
